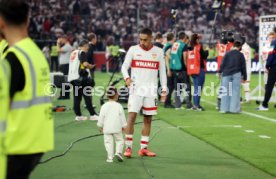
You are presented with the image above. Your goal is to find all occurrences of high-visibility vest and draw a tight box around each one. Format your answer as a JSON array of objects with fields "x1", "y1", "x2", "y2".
[
  {"x1": 217, "y1": 42, "x2": 227, "y2": 71},
  {"x1": 108, "y1": 45, "x2": 120, "y2": 57},
  {"x1": 163, "y1": 42, "x2": 172, "y2": 54},
  {"x1": 170, "y1": 40, "x2": 186, "y2": 70},
  {"x1": 0, "y1": 60, "x2": 10, "y2": 179},
  {"x1": 187, "y1": 44, "x2": 201, "y2": 75},
  {"x1": 0, "y1": 39, "x2": 8, "y2": 60},
  {"x1": 50, "y1": 45, "x2": 58, "y2": 57},
  {"x1": 226, "y1": 42, "x2": 234, "y2": 52},
  {"x1": 3, "y1": 37, "x2": 54, "y2": 154}
]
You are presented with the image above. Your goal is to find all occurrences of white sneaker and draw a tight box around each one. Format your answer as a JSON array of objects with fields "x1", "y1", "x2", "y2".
[
  {"x1": 115, "y1": 153, "x2": 124, "y2": 162},
  {"x1": 106, "y1": 158, "x2": 113, "y2": 163},
  {"x1": 256, "y1": 105, "x2": 268, "y2": 111},
  {"x1": 175, "y1": 107, "x2": 184, "y2": 110},
  {"x1": 75, "y1": 116, "x2": 88, "y2": 121},
  {"x1": 89, "y1": 115, "x2": 99, "y2": 121}
]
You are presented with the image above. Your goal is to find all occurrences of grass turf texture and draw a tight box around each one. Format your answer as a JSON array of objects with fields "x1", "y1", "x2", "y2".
[{"x1": 31, "y1": 72, "x2": 276, "y2": 179}]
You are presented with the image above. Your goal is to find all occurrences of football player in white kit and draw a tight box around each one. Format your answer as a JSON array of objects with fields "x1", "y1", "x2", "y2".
[
  {"x1": 241, "y1": 36, "x2": 252, "y2": 102},
  {"x1": 121, "y1": 28, "x2": 167, "y2": 157}
]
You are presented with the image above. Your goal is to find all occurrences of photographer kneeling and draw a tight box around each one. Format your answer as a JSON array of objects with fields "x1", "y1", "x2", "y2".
[{"x1": 68, "y1": 40, "x2": 98, "y2": 121}]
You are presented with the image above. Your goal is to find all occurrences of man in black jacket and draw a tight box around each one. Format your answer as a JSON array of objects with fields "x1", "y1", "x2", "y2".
[{"x1": 87, "y1": 33, "x2": 97, "y2": 78}]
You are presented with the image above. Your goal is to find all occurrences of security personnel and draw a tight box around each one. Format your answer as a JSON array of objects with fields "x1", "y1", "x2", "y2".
[
  {"x1": 0, "y1": 34, "x2": 8, "y2": 59},
  {"x1": 105, "y1": 37, "x2": 120, "y2": 72},
  {"x1": 0, "y1": 61, "x2": 10, "y2": 179},
  {"x1": 0, "y1": 1, "x2": 54, "y2": 179}
]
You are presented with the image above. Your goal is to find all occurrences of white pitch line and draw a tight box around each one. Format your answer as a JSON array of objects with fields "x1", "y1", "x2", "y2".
[
  {"x1": 245, "y1": 130, "x2": 255, "y2": 133},
  {"x1": 241, "y1": 111, "x2": 276, "y2": 123},
  {"x1": 177, "y1": 126, "x2": 192, "y2": 128},
  {"x1": 259, "y1": 135, "x2": 271, "y2": 139},
  {"x1": 202, "y1": 99, "x2": 276, "y2": 123},
  {"x1": 211, "y1": 125, "x2": 242, "y2": 128}
]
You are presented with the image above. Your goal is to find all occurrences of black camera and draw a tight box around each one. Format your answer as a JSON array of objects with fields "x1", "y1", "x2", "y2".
[
  {"x1": 171, "y1": 9, "x2": 177, "y2": 20},
  {"x1": 220, "y1": 31, "x2": 228, "y2": 44},
  {"x1": 233, "y1": 33, "x2": 245, "y2": 45}
]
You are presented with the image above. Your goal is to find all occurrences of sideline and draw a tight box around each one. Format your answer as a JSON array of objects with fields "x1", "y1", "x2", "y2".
[{"x1": 201, "y1": 99, "x2": 276, "y2": 123}]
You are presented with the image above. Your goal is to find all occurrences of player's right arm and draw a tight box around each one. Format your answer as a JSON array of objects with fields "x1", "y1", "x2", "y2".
[{"x1": 121, "y1": 46, "x2": 134, "y2": 86}]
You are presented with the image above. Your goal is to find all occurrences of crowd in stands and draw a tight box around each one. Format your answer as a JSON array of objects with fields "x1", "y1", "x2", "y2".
[{"x1": 29, "y1": 0, "x2": 275, "y2": 52}]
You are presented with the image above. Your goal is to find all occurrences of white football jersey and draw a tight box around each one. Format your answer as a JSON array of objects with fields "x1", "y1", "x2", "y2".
[{"x1": 121, "y1": 45, "x2": 167, "y2": 97}]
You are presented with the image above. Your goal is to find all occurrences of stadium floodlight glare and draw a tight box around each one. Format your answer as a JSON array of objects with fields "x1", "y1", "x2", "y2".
[{"x1": 212, "y1": 0, "x2": 223, "y2": 9}]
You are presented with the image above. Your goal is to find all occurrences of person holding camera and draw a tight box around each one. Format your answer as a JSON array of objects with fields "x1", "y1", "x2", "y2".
[
  {"x1": 219, "y1": 39, "x2": 247, "y2": 113},
  {"x1": 68, "y1": 40, "x2": 98, "y2": 121}
]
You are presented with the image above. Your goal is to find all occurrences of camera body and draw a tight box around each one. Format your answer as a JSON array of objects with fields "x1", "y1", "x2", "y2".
[
  {"x1": 171, "y1": 9, "x2": 177, "y2": 20},
  {"x1": 220, "y1": 30, "x2": 244, "y2": 45}
]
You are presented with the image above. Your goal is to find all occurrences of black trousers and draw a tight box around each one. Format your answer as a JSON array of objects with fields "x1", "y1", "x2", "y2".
[
  {"x1": 59, "y1": 64, "x2": 70, "y2": 98},
  {"x1": 164, "y1": 76, "x2": 174, "y2": 105},
  {"x1": 262, "y1": 66, "x2": 276, "y2": 107},
  {"x1": 7, "y1": 153, "x2": 43, "y2": 179},
  {"x1": 50, "y1": 56, "x2": 59, "y2": 72},
  {"x1": 72, "y1": 81, "x2": 96, "y2": 116},
  {"x1": 167, "y1": 71, "x2": 192, "y2": 106}
]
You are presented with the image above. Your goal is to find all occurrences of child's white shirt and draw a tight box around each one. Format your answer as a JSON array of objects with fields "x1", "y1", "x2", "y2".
[{"x1": 97, "y1": 101, "x2": 127, "y2": 134}]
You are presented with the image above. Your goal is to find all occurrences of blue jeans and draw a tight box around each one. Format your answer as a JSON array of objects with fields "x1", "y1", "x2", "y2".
[
  {"x1": 192, "y1": 68, "x2": 205, "y2": 107},
  {"x1": 220, "y1": 72, "x2": 241, "y2": 113}
]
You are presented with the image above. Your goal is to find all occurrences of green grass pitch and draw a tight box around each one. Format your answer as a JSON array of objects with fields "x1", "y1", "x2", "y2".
[{"x1": 31, "y1": 72, "x2": 276, "y2": 179}]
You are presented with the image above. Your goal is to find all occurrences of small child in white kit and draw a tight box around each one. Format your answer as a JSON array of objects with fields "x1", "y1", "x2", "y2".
[{"x1": 97, "y1": 86, "x2": 127, "y2": 162}]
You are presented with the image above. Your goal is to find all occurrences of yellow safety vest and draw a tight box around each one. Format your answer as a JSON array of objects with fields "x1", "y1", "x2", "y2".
[
  {"x1": 0, "y1": 60, "x2": 10, "y2": 179},
  {"x1": 0, "y1": 39, "x2": 8, "y2": 60},
  {"x1": 108, "y1": 45, "x2": 120, "y2": 57},
  {"x1": 50, "y1": 45, "x2": 58, "y2": 57},
  {"x1": 3, "y1": 37, "x2": 54, "y2": 154}
]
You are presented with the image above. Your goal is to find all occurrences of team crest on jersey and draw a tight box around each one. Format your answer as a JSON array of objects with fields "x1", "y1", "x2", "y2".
[{"x1": 152, "y1": 53, "x2": 158, "y2": 60}]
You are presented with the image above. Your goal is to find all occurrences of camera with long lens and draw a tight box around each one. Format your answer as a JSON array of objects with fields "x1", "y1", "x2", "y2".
[
  {"x1": 220, "y1": 30, "x2": 234, "y2": 44},
  {"x1": 171, "y1": 9, "x2": 177, "y2": 21}
]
